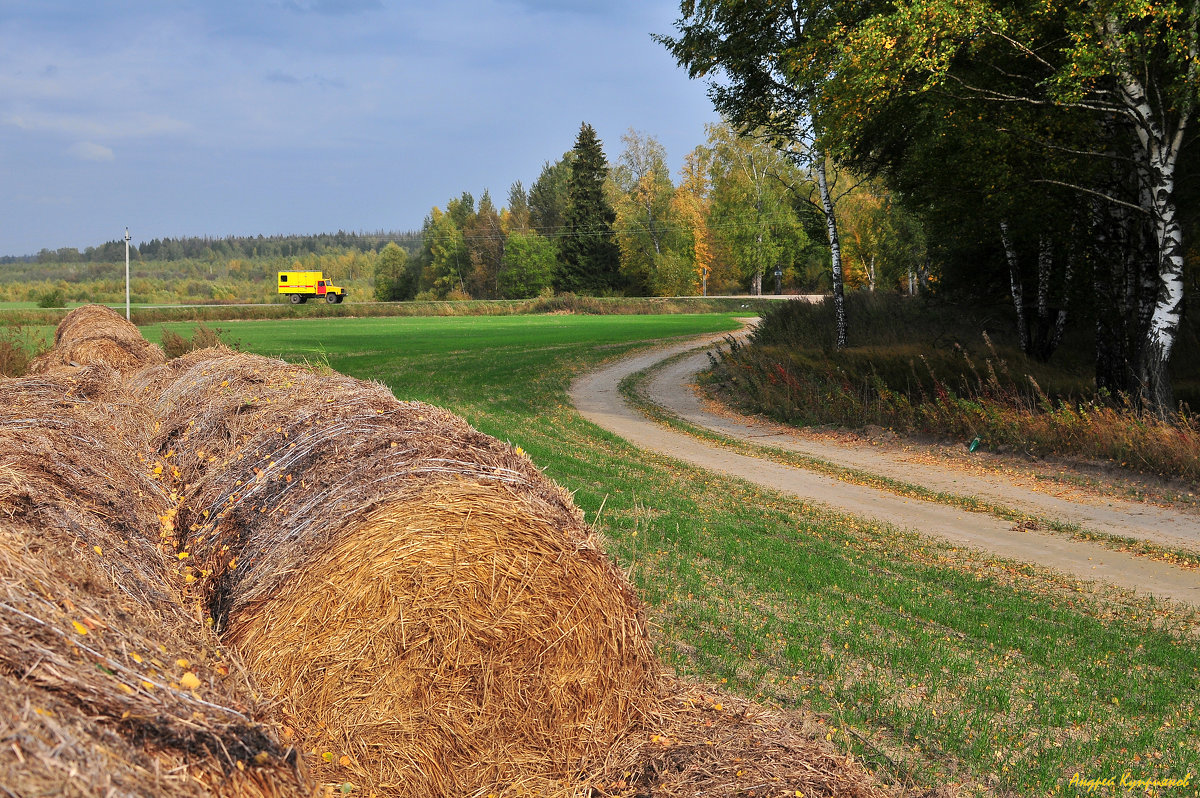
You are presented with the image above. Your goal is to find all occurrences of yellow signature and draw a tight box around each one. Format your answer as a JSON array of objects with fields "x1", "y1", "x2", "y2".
[{"x1": 1069, "y1": 772, "x2": 1193, "y2": 793}]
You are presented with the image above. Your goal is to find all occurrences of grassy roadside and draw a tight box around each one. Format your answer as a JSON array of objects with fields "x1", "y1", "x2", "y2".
[
  {"x1": 159, "y1": 314, "x2": 1199, "y2": 796},
  {"x1": 619, "y1": 344, "x2": 1200, "y2": 572}
]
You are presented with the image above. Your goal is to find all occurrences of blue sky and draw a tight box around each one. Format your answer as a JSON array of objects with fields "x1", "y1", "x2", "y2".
[{"x1": 0, "y1": 0, "x2": 719, "y2": 256}]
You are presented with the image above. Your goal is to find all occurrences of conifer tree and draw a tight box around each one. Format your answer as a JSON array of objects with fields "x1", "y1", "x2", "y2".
[{"x1": 557, "y1": 123, "x2": 621, "y2": 294}]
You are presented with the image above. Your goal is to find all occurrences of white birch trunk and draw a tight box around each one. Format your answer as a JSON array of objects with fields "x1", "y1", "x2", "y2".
[
  {"x1": 815, "y1": 152, "x2": 847, "y2": 349},
  {"x1": 999, "y1": 220, "x2": 1030, "y2": 354},
  {"x1": 1105, "y1": 11, "x2": 1193, "y2": 413}
]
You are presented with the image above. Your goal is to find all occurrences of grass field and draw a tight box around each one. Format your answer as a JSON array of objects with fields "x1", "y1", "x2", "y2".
[{"x1": 150, "y1": 315, "x2": 1199, "y2": 796}]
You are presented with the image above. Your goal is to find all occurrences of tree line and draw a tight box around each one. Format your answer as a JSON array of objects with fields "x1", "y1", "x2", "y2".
[
  {"x1": 2, "y1": 230, "x2": 421, "y2": 266},
  {"x1": 373, "y1": 121, "x2": 929, "y2": 303}
]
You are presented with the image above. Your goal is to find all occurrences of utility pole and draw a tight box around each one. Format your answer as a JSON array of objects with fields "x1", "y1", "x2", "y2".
[{"x1": 124, "y1": 227, "x2": 131, "y2": 321}]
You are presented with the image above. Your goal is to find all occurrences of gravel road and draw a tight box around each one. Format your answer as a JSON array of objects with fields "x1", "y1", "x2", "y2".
[{"x1": 570, "y1": 333, "x2": 1200, "y2": 608}]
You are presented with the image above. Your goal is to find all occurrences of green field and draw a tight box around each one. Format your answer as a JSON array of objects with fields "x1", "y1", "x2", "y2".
[{"x1": 151, "y1": 314, "x2": 1199, "y2": 797}]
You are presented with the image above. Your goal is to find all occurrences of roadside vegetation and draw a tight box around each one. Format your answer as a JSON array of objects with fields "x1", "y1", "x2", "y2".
[
  {"x1": 707, "y1": 294, "x2": 1200, "y2": 485},
  {"x1": 142, "y1": 313, "x2": 1200, "y2": 797}
]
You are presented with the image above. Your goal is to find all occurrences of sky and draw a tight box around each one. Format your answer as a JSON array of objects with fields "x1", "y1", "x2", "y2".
[{"x1": 0, "y1": 0, "x2": 721, "y2": 256}]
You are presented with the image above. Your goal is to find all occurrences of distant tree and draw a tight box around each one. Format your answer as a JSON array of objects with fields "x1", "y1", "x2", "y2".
[
  {"x1": 528, "y1": 155, "x2": 574, "y2": 240},
  {"x1": 671, "y1": 146, "x2": 715, "y2": 295},
  {"x1": 498, "y1": 232, "x2": 557, "y2": 298},
  {"x1": 558, "y1": 123, "x2": 622, "y2": 294},
  {"x1": 373, "y1": 242, "x2": 413, "y2": 301},
  {"x1": 506, "y1": 181, "x2": 531, "y2": 233},
  {"x1": 707, "y1": 123, "x2": 809, "y2": 295},
  {"x1": 446, "y1": 192, "x2": 475, "y2": 230},
  {"x1": 418, "y1": 207, "x2": 468, "y2": 298},
  {"x1": 611, "y1": 129, "x2": 686, "y2": 295},
  {"x1": 464, "y1": 190, "x2": 506, "y2": 298}
]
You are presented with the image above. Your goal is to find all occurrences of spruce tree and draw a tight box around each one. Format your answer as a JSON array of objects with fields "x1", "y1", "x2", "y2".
[{"x1": 557, "y1": 123, "x2": 621, "y2": 294}]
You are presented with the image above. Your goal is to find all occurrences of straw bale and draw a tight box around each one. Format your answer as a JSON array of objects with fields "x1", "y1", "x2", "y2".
[
  {"x1": 0, "y1": 372, "x2": 309, "y2": 797},
  {"x1": 29, "y1": 304, "x2": 165, "y2": 374},
  {"x1": 612, "y1": 682, "x2": 894, "y2": 798},
  {"x1": 129, "y1": 350, "x2": 660, "y2": 796}
]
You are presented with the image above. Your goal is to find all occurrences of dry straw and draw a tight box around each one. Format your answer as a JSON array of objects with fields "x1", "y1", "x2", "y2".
[
  {"x1": 0, "y1": 367, "x2": 307, "y2": 794},
  {"x1": 29, "y1": 303, "x2": 166, "y2": 374},
  {"x1": 129, "y1": 349, "x2": 661, "y2": 796}
]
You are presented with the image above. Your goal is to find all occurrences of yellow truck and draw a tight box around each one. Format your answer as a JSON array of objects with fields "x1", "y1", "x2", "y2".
[{"x1": 277, "y1": 271, "x2": 347, "y2": 304}]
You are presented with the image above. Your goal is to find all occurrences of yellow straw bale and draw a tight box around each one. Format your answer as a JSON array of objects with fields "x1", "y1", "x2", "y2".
[
  {"x1": 29, "y1": 303, "x2": 165, "y2": 374},
  {"x1": 129, "y1": 350, "x2": 660, "y2": 796},
  {"x1": 0, "y1": 371, "x2": 309, "y2": 797},
  {"x1": 229, "y1": 481, "x2": 656, "y2": 796}
]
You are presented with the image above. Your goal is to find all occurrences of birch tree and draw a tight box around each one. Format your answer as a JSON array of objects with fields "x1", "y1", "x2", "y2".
[
  {"x1": 658, "y1": 0, "x2": 856, "y2": 345},
  {"x1": 835, "y1": 0, "x2": 1197, "y2": 411},
  {"x1": 707, "y1": 124, "x2": 808, "y2": 296},
  {"x1": 611, "y1": 130, "x2": 685, "y2": 295}
]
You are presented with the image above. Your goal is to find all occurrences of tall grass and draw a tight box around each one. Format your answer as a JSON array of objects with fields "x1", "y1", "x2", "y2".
[{"x1": 710, "y1": 294, "x2": 1200, "y2": 483}]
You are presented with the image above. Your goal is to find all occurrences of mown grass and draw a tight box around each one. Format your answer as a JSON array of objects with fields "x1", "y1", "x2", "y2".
[{"x1": 155, "y1": 314, "x2": 1200, "y2": 796}]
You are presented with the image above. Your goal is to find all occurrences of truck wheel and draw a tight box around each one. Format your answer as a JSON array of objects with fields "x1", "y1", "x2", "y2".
[
  {"x1": 326, "y1": 293, "x2": 339, "y2": 304},
  {"x1": 290, "y1": 294, "x2": 303, "y2": 304},
  {"x1": 334, "y1": 295, "x2": 344, "y2": 304}
]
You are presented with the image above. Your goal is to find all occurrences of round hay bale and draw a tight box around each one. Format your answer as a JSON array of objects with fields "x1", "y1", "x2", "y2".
[
  {"x1": 229, "y1": 481, "x2": 655, "y2": 795},
  {"x1": 0, "y1": 372, "x2": 309, "y2": 797},
  {"x1": 130, "y1": 350, "x2": 660, "y2": 796},
  {"x1": 29, "y1": 303, "x2": 165, "y2": 374}
]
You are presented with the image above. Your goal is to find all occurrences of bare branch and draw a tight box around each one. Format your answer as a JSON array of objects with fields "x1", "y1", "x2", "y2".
[
  {"x1": 983, "y1": 27, "x2": 1056, "y2": 71},
  {"x1": 943, "y1": 73, "x2": 1127, "y2": 117},
  {"x1": 1032, "y1": 179, "x2": 1150, "y2": 214},
  {"x1": 995, "y1": 128, "x2": 1139, "y2": 162}
]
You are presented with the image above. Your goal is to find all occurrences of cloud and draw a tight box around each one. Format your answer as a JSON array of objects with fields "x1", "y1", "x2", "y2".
[
  {"x1": 67, "y1": 141, "x2": 115, "y2": 162},
  {"x1": 265, "y1": 70, "x2": 302, "y2": 85}
]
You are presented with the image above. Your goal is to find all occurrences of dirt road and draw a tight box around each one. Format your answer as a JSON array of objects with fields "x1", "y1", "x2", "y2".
[{"x1": 570, "y1": 333, "x2": 1200, "y2": 608}]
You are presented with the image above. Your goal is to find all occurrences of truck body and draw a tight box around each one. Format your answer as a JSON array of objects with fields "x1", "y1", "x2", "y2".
[{"x1": 277, "y1": 271, "x2": 347, "y2": 304}]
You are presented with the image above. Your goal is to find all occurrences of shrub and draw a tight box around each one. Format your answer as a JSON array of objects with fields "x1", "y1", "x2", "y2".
[
  {"x1": 0, "y1": 324, "x2": 49, "y2": 376},
  {"x1": 36, "y1": 289, "x2": 67, "y2": 308}
]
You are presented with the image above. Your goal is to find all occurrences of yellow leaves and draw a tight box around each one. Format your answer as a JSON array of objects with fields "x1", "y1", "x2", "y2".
[
  {"x1": 177, "y1": 552, "x2": 189, "y2": 560},
  {"x1": 140, "y1": 680, "x2": 155, "y2": 691},
  {"x1": 254, "y1": 751, "x2": 270, "y2": 765},
  {"x1": 118, "y1": 683, "x2": 134, "y2": 695},
  {"x1": 180, "y1": 672, "x2": 202, "y2": 690},
  {"x1": 175, "y1": 658, "x2": 190, "y2": 668},
  {"x1": 71, "y1": 620, "x2": 89, "y2": 635},
  {"x1": 92, "y1": 545, "x2": 103, "y2": 556}
]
